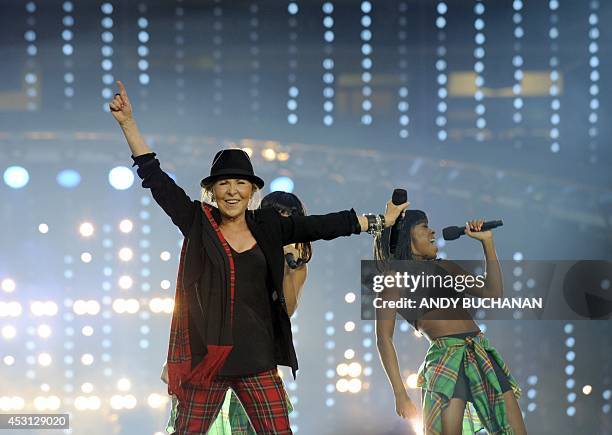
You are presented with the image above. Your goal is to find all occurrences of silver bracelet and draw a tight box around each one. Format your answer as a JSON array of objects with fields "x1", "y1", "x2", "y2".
[{"x1": 365, "y1": 214, "x2": 385, "y2": 237}]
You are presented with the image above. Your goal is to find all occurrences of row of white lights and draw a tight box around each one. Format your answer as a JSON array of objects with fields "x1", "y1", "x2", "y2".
[
  {"x1": 397, "y1": 1, "x2": 409, "y2": 139},
  {"x1": 287, "y1": 2, "x2": 299, "y2": 125},
  {"x1": 322, "y1": 2, "x2": 335, "y2": 126},
  {"x1": 435, "y1": 2, "x2": 448, "y2": 142},
  {"x1": 100, "y1": 2, "x2": 115, "y2": 112},
  {"x1": 360, "y1": 1, "x2": 373, "y2": 125}
]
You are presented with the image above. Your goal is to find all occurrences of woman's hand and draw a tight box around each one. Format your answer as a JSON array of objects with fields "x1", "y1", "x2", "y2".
[
  {"x1": 109, "y1": 80, "x2": 133, "y2": 125},
  {"x1": 394, "y1": 391, "x2": 418, "y2": 419},
  {"x1": 384, "y1": 199, "x2": 410, "y2": 228},
  {"x1": 465, "y1": 218, "x2": 493, "y2": 241}
]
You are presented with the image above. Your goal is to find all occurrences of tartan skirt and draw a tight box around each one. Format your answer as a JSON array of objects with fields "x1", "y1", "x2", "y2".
[{"x1": 417, "y1": 330, "x2": 522, "y2": 435}]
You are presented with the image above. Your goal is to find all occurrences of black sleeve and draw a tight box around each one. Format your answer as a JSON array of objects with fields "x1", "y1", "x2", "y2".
[
  {"x1": 278, "y1": 209, "x2": 361, "y2": 245},
  {"x1": 131, "y1": 153, "x2": 197, "y2": 237}
]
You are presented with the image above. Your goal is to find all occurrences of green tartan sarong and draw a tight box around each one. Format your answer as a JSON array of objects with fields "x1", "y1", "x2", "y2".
[
  {"x1": 165, "y1": 387, "x2": 294, "y2": 434},
  {"x1": 416, "y1": 331, "x2": 522, "y2": 435}
]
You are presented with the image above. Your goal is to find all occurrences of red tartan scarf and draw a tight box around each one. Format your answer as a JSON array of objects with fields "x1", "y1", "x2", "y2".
[{"x1": 166, "y1": 203, "x2": 236, "y2": 402}]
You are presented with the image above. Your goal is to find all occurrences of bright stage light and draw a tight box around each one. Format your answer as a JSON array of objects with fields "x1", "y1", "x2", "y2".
[
  {"x1": 57, "y1": 169, "x2": 81, "y2": 188},
  {"x1": 38, "y1": 223, "x2": 49, "y2": 234},
  {"x1": 147, "y1": 393, "x2": 169, "y2": 409},
  {"x1": 407, "y1": 373, "x2": 418, "y2": 389},
  {"x1": 336, "y1": 363, "x2": 348, "y2": 377},
  {"x1": 160, "y1": 251, "x2": 171, "y2": 261},
  {"x1": 117, "y1": 378, "x2": 131, "y2": 392},
  {"x1": 344, "y1": 292, "x2": 355, "y2": 303},
  {"x1": 37, "y1": 324, "x2": 52, "y2": 338},
  {"x1": 270, "y1": 176, "x2": 294, "y2": 193},
  {"x1": 348, "y1": 378, "x2": 362, "y2": 393},
  {"x1": 34, "y1": 396, "x2": 61, "y2": 411},
  {"x1": 241, "y1": 147, "x2": 253, "y2": 157},
  {"x1": 80, "y1": 252, "x2": 92, "y2": 263},
  {"x1": 3, "y1": 166, "x2": 30, "y2": 189},
  {"x1": 81, "y1": 383, "x2": 94, "y2": 393},
  {"x1": 0, "y1": 396, "x2": 25, "y2": 411},
  {"x1": 125, "y1": 299, "x2": 140, "y2": 314},
  {"x1": 119, "y1": 219, "x2": 133, "y2": 233},
  {"x1": 347, "y1": 362, "x2": 362, "y2": 378},
  {"x1": 118, "y1": 275, "x2": 133, "y2": 290},
  {"x1": 262, "y1": 148, "x2": 276, "y2": 161},
  {"x1": 118, "y1": 247, "x2": 133, "y2": 261},
  {"x1": 344, "y1": 349, "x2": 355, "y2": 359},
  {"x1": 75, "y1": 395, "x2": 101, "y2": 411},
  {"x1": 161, "y1": 280, "x2": 171, "y2": 290},
  {"x1": 35, "y1": 301, "x2": 57, "y2": 316},
  {"x1": 277, "y1": 152, "x2": 290, "y2": 161},
  {"x1": 1, "y1": 279, "x2": 16, "y2": 293},
  {"x1": 82, "y1": 326, "x2": 94, "y2": 336},
  {"x1": 3, "y1": 356, "x2": 15, "y2": 366},
  {"x1": 336, "y1": 379, "x2": 349, "y2": 393},
  {"x1": 108, "y1": 166, "x2": 134, "y2": 190},
  {"x1": 1, "y1": 325, "x2": 16, "y2": 339},
  {"x1": 0, "y1": 301, "x2": 22, "y2": 317},
  {"x1": 344, "y1": 321, "x2": 355, "y2": 332},
  {"x1": 81, "y1": 354, "x2": 94, "y2": 365},
  {"x1": 583, "y1": 385, "x2": 592, "y2": 395},
  {"x1": 79, "y1": 222, "x2": 95, "y2": 237},
  {"x1": 124, "y1": 395, "x2": 137, "y2": 409},
  {"x1": 38, "y1": 353, "x2": 52, "y2": 367}
]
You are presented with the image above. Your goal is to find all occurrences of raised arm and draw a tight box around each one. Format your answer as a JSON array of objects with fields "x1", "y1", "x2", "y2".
[
  {"x1": 110, "y1": 80, "x2": 152, "y2": 158},
  {"x1": 110, "y1": 81, "x2": 196, "y2": 236},
  {"x1": 439, "y1": 219, "x2": 503, "y2": 298}
]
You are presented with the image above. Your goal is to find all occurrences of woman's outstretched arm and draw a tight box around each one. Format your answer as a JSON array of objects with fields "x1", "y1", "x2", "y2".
[{"x1": 278, "y1": 200, "x2": 409, "y2": 245}]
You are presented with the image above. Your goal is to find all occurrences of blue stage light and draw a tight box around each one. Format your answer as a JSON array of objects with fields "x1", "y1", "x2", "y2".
[
  {"x1": 57, "y1": 169, "x2": 81, "y2": 188},
  {"x1": 270, "y1": 176, "x2": 294, "y2": 193},
  {"x1": 3, "y1": 166, "x2": 30, "y2": 189}
]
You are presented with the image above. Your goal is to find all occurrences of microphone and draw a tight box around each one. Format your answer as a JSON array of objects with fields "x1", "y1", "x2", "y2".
[
  {"x1": 390, "y1": 189, "x2": 407, "y2": 252},
  {"x1": 392, "y1": 189, "x2": 407, "y2": 206},
  {"x1": 285, "y1": 253, "x2": 299, "y2": 269},
  {"x1": 442, "y1": 220, "x2": 503, "y2": 241}
]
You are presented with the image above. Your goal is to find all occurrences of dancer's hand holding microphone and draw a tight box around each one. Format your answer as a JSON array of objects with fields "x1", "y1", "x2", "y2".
[
  {"x1": 464, "y1": 218, "x2": 493, "y2": 241},
  {"x1": 384, "y1": 189, "x2": 410, "y2": 228}
]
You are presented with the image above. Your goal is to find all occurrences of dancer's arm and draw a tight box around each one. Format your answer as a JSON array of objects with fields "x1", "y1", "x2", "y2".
[
  {"x1": 375, "y1": 287, "x2": 418, "y2": 419},
  {"x1": 282, "y1": 244, "x2": 307, "y2": 317},
  {"x1": 110, "y1": 81, "x2": 196, "y2": 236},
  {"x1": 277, "y1": 200, "x2": 409, "y2": 245}
]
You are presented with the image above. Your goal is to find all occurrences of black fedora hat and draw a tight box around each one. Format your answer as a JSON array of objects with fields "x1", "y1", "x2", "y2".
[{"x1": 200, "y1": 149, "x2": 265, "y2": 189}]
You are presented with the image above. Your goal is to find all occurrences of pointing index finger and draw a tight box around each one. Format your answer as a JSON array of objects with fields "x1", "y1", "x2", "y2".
[{"x1": 116, "y1": 80, "x2": 128, "y2": 98}]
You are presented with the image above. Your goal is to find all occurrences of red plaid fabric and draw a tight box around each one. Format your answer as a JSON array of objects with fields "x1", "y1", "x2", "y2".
[{"x1": 174, "y1": 368, "x2": 292, "y2": 434}]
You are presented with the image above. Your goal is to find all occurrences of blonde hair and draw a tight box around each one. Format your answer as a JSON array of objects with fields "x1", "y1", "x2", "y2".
[{"x1": 200, "y1": 181, "x2": 262, "y2": 210}]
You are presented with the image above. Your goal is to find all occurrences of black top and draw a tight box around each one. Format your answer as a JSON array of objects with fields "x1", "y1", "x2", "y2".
[
  {"x1": 131, "y1": 152, "x2": 361, "y2": 379},
  {"x1": 218, "y1": 244, "x2": 276, "y2": 376}
]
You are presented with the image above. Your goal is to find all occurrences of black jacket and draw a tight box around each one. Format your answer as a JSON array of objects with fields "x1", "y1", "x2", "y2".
[{"x1": 132, "y1": 153, "x2": 361, "y2": 378}]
